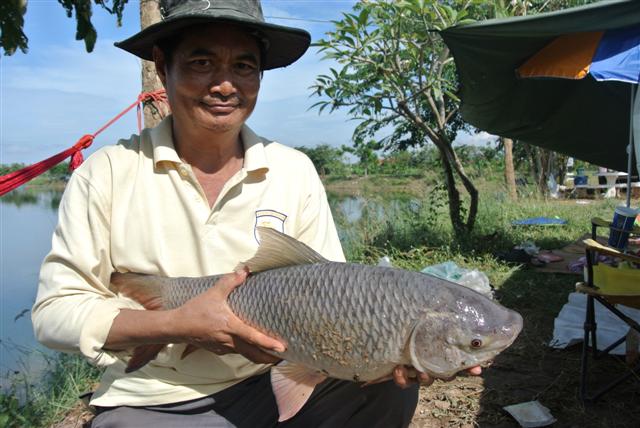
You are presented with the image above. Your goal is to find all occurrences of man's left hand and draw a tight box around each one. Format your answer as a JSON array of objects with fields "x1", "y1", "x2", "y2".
[{"x1": 391, "y1": 365, "x2": 482, "y2": 389}]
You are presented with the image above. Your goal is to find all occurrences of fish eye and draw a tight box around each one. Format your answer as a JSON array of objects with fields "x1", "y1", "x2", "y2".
[{"x1": 470, "y1": 338, "x2": 483, "y2": 348}]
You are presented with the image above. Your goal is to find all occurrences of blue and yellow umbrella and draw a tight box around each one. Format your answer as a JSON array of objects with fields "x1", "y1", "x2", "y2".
[
  {"x1": 516, "y1": 25, "x2": 640, "y2": 206},
  {"x1": 441, "y1": 0, "x2": 640, "y2": 206}
]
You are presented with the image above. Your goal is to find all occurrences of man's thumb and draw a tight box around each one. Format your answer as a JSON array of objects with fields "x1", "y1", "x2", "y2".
[{"x1": 216, "y1": 270, "x2": 248, "y2": 297}]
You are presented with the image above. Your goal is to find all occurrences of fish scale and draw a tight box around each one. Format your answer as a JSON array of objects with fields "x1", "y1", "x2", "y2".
[{"x1": 225, "y1": 262, "x2": 413, "y2": 380}]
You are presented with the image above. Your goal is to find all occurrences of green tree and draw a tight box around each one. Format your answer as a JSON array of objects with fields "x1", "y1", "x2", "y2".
[
  {"x1": 378, "y1": 150, "x2": 414, "y2": 176},
  {"x1": 295, "y1": 144, "x2": 346, "y2": 176},
  {"x1": 47, "y1": 161, "x2": 72, "y2": 181},
  {"x1": 0, "y1": 0, "x2": 128, "y2": 55},
  {"x1": 341, "y1": 139, "x2": 381, "y2": 177},
  {"x1": 312, "y1": 0, "x2": 480, "y2": 236}
]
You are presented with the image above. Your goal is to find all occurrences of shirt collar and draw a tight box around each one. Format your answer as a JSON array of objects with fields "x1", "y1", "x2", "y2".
[
  {"x1": 240, "y1": 124, "x2": 269, "y2": 173},
  {"x1": 149, "y1": 115, "x2": 269, "y2": 173},
  {"x1": 150, "y1": 116, "x2": 181, "y2": 167}
]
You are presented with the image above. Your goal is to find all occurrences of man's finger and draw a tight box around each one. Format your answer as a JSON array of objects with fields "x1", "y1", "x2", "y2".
[
  {"x1": 392, "y1": 365, "x2": 412, "y2": 389},
  {"x1": 213, "y1": 270, "x2": 248, "y2": 298},
  {"x1": 234, "y1": 338, "x2": 282, "y2": 364},
  {"x1": 228, "y1": 316, "x2": 286, "y2": 353},
  {"x1": 417, "y1": 372, "x2": 434, "y2": 386},
  {"x1": 467, "y1": 366, "x2": 482, "y2": 376},
  {"x1": 402, "y1": 367, "x2": 433, "y2": 386}
]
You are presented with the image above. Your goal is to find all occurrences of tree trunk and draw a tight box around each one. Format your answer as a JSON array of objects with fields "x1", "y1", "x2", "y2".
[
  {"x1": 525, "y1": 143, "x2": 545, "y2": 196},
  {"x1": 441, "y1": 141, "x2": 479, "y2": 234},
  {"x1": 430, "y1": 136, "x2": 479, "y2": 238},
  {"x1": 438, "y1": 148, "x2": 465, "y2": 236},
  {"x1": 140, "y1": 0, "x2": 168, "y2": 129},
  {"x1": 396, "y1": 104, "x2": 478, "y2": 237},
  {"x1": 502, "y1": 137, "x2": 517, "y2": 200}
]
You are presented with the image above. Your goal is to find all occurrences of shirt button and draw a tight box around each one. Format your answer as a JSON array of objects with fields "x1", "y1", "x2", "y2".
[{"x1": 178, "y1": 166, "x2": 188, "y2": 177}]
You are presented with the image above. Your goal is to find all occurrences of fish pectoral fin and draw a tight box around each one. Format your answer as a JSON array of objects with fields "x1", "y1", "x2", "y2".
[
  {"x1": 180, "y1": 344, "x2": 199, "y2": 360},
  {"x1": 361, "y1": 374, "x2": 393, "y2": 387},
  {"x1": 270, "y1": 361, "x2": 327, "y2": 422},
  {"x1": 237, "y1": 227, "x2": 329, "y2": 273},
  {"x1": 125, "y1": 344, "x2": 166, "y2": 373}
]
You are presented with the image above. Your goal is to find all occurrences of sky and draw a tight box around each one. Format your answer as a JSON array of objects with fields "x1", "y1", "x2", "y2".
[{"x1": 0, "y1": 0, "x2": 491, "y2": 165}]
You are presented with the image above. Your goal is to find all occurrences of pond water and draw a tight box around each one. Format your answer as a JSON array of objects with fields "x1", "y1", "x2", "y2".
[
  {"x1": 1, "y1": 189, "x2": 61, "y2": 390},
  {"x1": 0, "y1": 187, "x2": 420, "y2": 390}
]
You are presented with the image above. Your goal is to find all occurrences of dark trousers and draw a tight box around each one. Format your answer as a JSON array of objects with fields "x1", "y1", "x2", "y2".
[{"x1": 91, "y1": 372, "x2": 419, "y2": 428}]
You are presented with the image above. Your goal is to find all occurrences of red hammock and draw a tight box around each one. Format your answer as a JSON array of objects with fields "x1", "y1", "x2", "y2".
[{"x1": 0, "y1": 89, "x2": 168, "y2": 196}]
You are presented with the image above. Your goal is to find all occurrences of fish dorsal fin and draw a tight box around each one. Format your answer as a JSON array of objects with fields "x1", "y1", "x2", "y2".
[{"x1": 237, "y1": 227, "x2": 328, "y2": 273}]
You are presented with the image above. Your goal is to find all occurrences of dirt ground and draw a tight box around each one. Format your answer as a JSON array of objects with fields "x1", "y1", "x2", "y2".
[{"x1": 410, "y1": 348, "x2": 639, "y2": 427}]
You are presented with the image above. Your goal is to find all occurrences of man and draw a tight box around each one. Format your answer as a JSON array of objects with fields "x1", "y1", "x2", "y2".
[{"x1": 33, "y1": 1, "x2": 477, "y2": 426}]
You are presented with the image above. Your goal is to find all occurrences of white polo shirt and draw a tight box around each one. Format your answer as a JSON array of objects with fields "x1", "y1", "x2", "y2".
[{"x1": 32, "y1": 116, "x2": 345, "y2": 406}]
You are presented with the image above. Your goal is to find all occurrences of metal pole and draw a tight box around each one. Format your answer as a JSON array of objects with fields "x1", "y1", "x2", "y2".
[
  {"x1": 627, "y1": 83, "x2": 640, "y2": 208},
  {"x1": 630, "y1": 83, "x2": 640, "y2": 207}
]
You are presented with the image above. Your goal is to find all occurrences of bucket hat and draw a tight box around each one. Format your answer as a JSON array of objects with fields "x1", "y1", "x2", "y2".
[{"x1": 115, "y1": 0, "x2": 311, "y2": 70}]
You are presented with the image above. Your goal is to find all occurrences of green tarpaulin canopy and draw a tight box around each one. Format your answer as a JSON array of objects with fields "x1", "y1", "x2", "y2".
[{"x1": 440, "y1": 0, "x2": 640, "y2": 175}]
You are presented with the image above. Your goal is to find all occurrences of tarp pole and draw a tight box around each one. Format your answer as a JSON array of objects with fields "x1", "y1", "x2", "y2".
[{"x1": 631, "y1": 83, "x2": 640, "y2": 207}]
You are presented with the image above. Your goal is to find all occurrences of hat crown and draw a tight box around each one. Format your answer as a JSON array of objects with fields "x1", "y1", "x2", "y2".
[
  {"x1": 116, "y1": 0, "x2": 309, "y2": 69},
  {"x1": 161, "y1": 0, "x2": 265, "y2": 23}
]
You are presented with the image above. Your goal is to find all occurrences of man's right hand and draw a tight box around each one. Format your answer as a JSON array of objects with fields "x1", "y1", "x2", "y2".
[{"x1": 170, "y1": 270, "x2": 286, "y2": 364}]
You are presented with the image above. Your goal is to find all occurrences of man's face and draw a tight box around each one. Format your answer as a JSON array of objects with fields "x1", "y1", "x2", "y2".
[{"x1": 155, "y1": 24, "x2": 261, "y2": 135}]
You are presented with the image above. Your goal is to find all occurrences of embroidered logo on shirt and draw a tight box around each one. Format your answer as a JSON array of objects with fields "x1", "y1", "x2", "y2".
[{"x1": 254, "y1": 209, "x2": 287, "y2": 243}]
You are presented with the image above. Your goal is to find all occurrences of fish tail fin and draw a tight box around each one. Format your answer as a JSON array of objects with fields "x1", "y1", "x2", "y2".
[
  {"x1": 112, "y1": 273, "x2": 168, "y2": 372},
  {"x1": 125, "y1": 344, "x2": 166, "y2": 373},
  {"x1": 111, "y1": 273, "x2": 166, "y2": 310},
  {"x1": 270, "y1": 361, "x2": 327, "y2": 422}
]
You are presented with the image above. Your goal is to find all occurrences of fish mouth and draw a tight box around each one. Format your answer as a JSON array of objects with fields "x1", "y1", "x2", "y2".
[
  {"x1": 479, "y1": 310, "x2": 524, "y2": 361},
  {"x1": 504, "y1": 310, "x2": 524, "y2": 340}
]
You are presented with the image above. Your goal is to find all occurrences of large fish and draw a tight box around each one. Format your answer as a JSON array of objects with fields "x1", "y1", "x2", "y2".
[{"x1": 111, "y1": 227, "x2": 522, "y2": 421}]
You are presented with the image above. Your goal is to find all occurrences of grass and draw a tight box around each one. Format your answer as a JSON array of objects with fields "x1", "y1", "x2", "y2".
[
  {"x1": 1, "y1": 353, "x2": 101, "y2": 427},
  {"x1": 328, "y1": 174, "x2": 618, "y2": 260}
]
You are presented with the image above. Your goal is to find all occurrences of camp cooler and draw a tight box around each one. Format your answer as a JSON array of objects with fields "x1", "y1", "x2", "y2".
[{"x1": 589, "y1": 263, "x2": 640, "y2": 295}]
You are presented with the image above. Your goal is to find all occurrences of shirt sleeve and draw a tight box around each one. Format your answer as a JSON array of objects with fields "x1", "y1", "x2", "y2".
[
  {"x1": 32, "y1": 158, "x2": 140, "y2": 367},
  {"x1": 294, "y1": 156, "x2": 346, "y2": 263}
]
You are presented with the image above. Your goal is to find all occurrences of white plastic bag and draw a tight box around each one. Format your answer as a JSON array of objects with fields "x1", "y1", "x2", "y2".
[
  {"x1": 421, "y1": 261, "x2": 494, "y2": 299},
  {"x1": 377, "y1": 256, "x2": 393, "y2": 268}
]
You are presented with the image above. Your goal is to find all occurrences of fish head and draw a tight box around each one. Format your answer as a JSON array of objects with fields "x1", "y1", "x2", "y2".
[{"x1": 408, "y1": 296, "x2": 523, "y2": 378}]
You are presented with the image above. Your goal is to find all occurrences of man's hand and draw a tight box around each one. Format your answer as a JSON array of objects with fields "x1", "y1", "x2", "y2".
[
  {"x1": 172, "y1": 270, "x2": 285, "y2": 364},
  {"x1": 391, "y1": 365, "x2": 482, "y2": 389}
]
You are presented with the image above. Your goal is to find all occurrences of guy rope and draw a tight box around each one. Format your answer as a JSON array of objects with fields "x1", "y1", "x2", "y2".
[{"x1": 0, "y1": 89, "x2": 168, "y2": 196}]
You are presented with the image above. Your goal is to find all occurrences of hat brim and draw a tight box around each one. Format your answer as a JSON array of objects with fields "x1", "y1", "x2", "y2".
[{"x1": 115, "y1": 15, "x2": 311, "y2": 70}]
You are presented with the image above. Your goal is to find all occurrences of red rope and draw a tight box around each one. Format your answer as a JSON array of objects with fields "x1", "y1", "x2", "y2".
[{"x1": 0, "y1": 89, "x2": 168, "y2": 197}]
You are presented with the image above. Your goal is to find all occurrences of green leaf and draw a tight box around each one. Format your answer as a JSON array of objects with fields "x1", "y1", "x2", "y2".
[
  {"x1": 358, "y1": 7, "x2": 370, "y2": 26},
  {"x1": 309, "y1": 100, "x2": 329, "y2": 113},
  {"x1": 443, "y1": 89, "x2": 460, "y2": 103}
]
